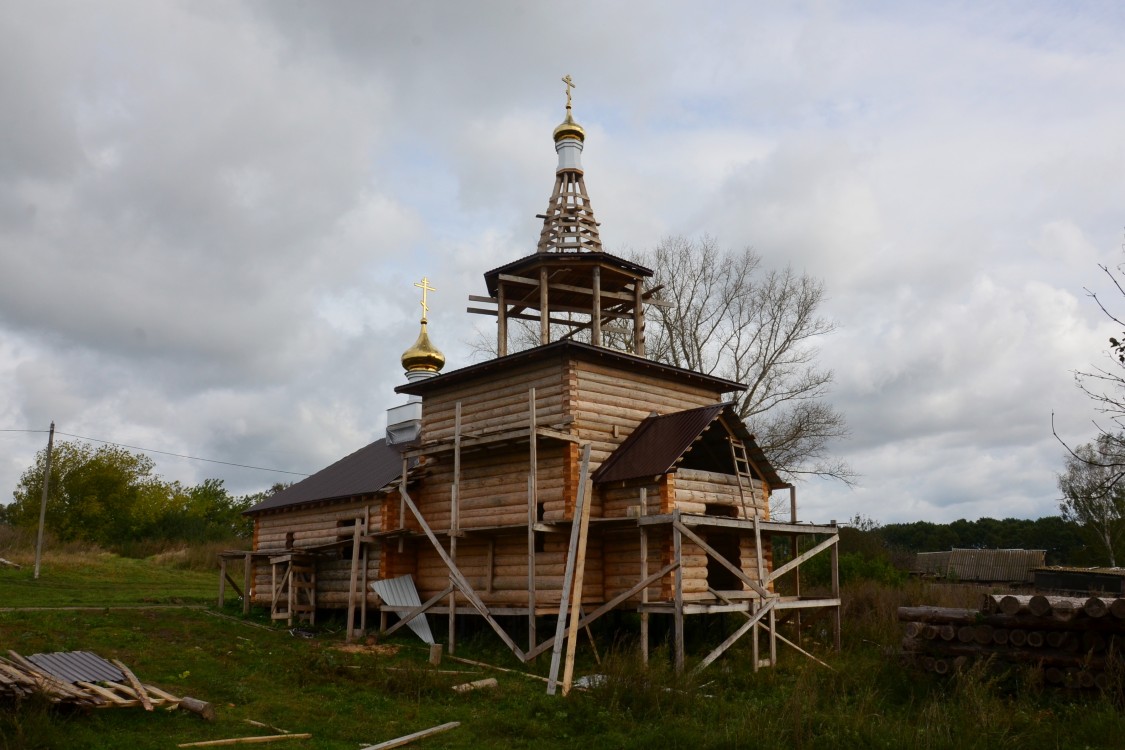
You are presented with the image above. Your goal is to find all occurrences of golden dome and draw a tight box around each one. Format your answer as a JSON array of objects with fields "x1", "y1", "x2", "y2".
[
  {"x1": 554, "y1": 75, "x2": 585, "y2": 142},
  {"x1": 401, "y1": 321, "x2": 445, "y2": 373},
  {"x1": 553, "y1": 111, "x2": 585, "y2": 143}
]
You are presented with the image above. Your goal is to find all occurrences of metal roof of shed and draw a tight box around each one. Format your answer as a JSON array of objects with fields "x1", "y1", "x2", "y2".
[{"x1": 244, "y1": 438, "x2": 403, "y2": 515}]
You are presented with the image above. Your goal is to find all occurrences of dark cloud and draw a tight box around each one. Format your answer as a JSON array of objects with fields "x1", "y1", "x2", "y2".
[{"x1": 1, "y1": 1, "x2": 1124, "y2": 523}]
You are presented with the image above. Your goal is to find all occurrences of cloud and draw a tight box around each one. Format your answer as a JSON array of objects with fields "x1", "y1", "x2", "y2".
[{"x1": 2, "y1": 1, "x2": 1125, "y2": 532}]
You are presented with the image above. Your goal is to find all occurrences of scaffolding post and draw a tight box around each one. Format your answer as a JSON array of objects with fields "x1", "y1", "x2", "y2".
[{"x1": 528, "y1": 388, "x2": 538, "y2": 653}]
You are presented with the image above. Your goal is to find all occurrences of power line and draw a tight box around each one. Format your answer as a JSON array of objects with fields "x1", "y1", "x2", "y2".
[{"x1": 0, "y1": 427, "x2": 310, "y2": 478}]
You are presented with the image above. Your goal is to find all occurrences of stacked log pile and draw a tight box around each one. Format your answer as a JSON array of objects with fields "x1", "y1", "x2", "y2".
[{"x1": 899, "y1": 594, "x2": 1125, "y2": 689}]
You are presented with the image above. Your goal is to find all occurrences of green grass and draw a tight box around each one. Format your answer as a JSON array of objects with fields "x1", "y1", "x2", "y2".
[
  {"x1": 0, "y1": 551, "x2": 217, "y2": 607},
  {"x1": 3, "y1": 551, "x2": 1125, "y2": 749}
]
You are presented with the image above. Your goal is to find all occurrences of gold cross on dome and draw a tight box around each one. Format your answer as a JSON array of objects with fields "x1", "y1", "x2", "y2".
[
  {"x1": 562, "y1": 74, "x2": 575, "y2": 109},
  {"x1": 414, "y1": 276, "x2": 436, "y2": 321}
]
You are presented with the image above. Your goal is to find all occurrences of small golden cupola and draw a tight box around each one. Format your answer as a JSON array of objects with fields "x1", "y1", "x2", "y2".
[
  {"x1": 387, "y1": 277, "x2": 444, "y2": 446},
  {"x1": 552, "y1": 74, "x2": 586, "y2": 144}
]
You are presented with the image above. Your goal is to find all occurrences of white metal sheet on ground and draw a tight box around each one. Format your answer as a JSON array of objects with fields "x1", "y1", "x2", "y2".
[{"x1": 372, "y1": 575, "x2": 435, "y2": 645}]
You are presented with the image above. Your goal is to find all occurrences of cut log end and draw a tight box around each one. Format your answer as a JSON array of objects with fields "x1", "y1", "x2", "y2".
[{"x1": 179, "y1": 696, "x2": 216, "y2": 721}]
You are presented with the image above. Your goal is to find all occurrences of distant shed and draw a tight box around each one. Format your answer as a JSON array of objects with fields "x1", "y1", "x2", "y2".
[
  {"x1": 913, "y1": 551, "x2": 951, "y2": 577},
  {"x1": 913, "y1": 549, "x2": 1045, "y2": 583},
  {"x1": 1033, "y1": 566, "x2": 1125, "y2": 595}
]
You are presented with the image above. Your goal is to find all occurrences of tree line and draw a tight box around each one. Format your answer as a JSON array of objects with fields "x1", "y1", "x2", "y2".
[
  {"x1": 874, "y1": 516, "x2": 1096, "y2": 567},
  {"x1": 0, "y1": 440, "x2": 285, "y2": 550}
]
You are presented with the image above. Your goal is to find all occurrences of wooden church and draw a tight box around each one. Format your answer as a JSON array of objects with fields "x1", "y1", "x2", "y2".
[{"x1": 237, "y1": 81, "x2": 841, "y2": 682}]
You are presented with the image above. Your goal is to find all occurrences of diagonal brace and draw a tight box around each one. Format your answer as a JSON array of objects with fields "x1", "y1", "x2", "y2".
[
  {"x1": 674, "y1": 521, "x2": 772, "y2": 599},
  {"x1": 768, "y1": 534, "x2": 837, "y2": 583},
  {"x1": 382, "y1": 583, "x2": 454, "y2": 639},
  {"x1": 400, "y1": 483, "x2": 526, "y2": 661},
  {"x1": 525, "y1": 560, "x2": 677, "y2": 661},
  {"x1": 693, "y1": 598, "x2": 776, "y2": 674}
]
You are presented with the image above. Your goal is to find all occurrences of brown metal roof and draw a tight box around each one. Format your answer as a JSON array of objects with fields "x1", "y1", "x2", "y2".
[
  {"x1": 244, "y1": 438, "x2": 403, "y2": 515},
  {"x1": 593, "y1": 403, "x2": 785, "y2": 487},
  {"x1": 482, "y1": 250, "x2": 654, "y2": 298},
  {"x1": 396, "y1": 340, "x2": 746, "y2": 397}
]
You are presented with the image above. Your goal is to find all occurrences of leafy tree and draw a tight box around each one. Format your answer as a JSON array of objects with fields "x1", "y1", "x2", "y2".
[
  {"x1": 7, "y1": 441, "x2": 167, "y2": 546},
  {"x1": 8, "y1": 440, "x2": 267, "y2": 548},
  {"x1": 470, "y1": 236, "x2": 852, "y2": 489},
  {"x1": 877, "y1": 516, "x2": 1093, "y2": 566},
  {"x1": 1058, "y1": 433, "x2": 1125, "y2": 566},
  {"x1": 641, "y1": 237, "x2": 852, "y2": 484}
]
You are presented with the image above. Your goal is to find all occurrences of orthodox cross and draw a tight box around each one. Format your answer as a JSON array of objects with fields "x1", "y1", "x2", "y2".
[
  {"x1": 562, "y1": 74, "x2": 575, "y2": 109},
  {"x1": 414, "y1": 276, "x2": 436, "y2": 321}
]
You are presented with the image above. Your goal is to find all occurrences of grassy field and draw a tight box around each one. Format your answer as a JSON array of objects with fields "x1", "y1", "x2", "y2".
[{"x1": 2, "y1": 545, "x2": 1125, "y2": 749}]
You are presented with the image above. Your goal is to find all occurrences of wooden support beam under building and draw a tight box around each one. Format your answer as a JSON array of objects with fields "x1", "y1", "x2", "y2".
[
  {"x1": 546, "y1": 444, "x2": 591, "y2": 695},
  {"x1": 528, "y1": 388, "x2": 538, "y2": 654}
]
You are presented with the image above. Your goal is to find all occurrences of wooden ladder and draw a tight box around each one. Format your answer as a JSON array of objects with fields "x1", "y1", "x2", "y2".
[{"x1": 729, "y1": 437, "x2": 755, "y2": 519}]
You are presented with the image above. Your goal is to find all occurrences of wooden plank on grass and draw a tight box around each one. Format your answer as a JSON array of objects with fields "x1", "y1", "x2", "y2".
[
  {"x1": 111, "y1": 659, "x2": 153, "y2": 711},
  {"x1": 359, "y1": 721, "x2": 461, "y2": 750},
  {"x1": 177, "y1": 734, "x2": 312, "y2": 747}
]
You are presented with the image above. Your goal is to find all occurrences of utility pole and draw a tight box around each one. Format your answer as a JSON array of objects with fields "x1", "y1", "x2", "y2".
[{"x1": 33, "y1": 421, "x2": 55, "y2": 580}]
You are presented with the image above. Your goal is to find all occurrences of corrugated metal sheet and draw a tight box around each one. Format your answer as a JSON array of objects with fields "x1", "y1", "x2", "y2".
[
  {"x1": 913, "y1": 549, "x2": 1045, "y2": 582},
  {"x1": 594, "y1": 403, "x2": 726, "y2": 484},
  {"x1": 1036, "y1": 565, "x2": 1125, "y2": 577},
  {"x1": 913, "y1": 551, "x2": 952, "y2": 575},
  {"x1": 1033, "y1": 567, "x2": 1125, "y2": 595},
  {"x1": 593, "y1": 402, "x2": 785, "y2": 488},
  {"x1": 949, "y1": 549, "x2": 1045, "y2": 582},
  {"x1": 26, "y1": 651, "x2": 123, "y2": 684},
  {"x1": 245, "y1": 439, "x2": 404, "y2": 515},
  {"x1": 371, "y1": 575, "x2": 435, "y2": 645}
]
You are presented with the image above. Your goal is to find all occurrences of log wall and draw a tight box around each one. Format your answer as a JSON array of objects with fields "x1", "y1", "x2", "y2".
[
  {"x1": 419, "y1": 358, "x2": 569, "y2": 443},
  {"x1": 570, "y1": 360, "x2": 725, "y2": 475},
  {"x1": 251, "y1": 497, "x2": 384, "y2": 608},
  {"x1": 411, "y1": 533, "x2": 604, "y2": 607},
  {"x1": 409, "y1": 444, "x2": 568, "y2": 529},
  {"x1": 674, "y1": 468, "x2": 767, "y2": 520}
]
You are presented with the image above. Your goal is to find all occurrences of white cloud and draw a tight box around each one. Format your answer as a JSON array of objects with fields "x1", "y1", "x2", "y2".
[{"x1": 2, "y1": 1, "x2": 1125, "y2": 532}]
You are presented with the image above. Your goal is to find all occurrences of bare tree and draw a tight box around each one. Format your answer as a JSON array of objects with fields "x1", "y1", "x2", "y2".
[
  {"x1": 468, "y1": 236, "x2": 853, "y2": 485},
  {"x1": 1072, "y1": 262, "x2": 1125, "y2": 437},
  {"x1": 641, "y1": 236, "x2": 852, "y2": 484},
  {"x1": 1058, "y1": 433, "x2": 1125, "y2": 566}
]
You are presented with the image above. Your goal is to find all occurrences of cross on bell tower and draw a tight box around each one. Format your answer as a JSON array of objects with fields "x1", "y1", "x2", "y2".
[{"x1": 466, "y1": 78, "x2": 663, "y2": 358}]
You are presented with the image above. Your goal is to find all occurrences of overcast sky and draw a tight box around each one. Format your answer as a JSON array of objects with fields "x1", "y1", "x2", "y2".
[{"x1": 2, "y1": 1, "x2": 1124, "y2": 525}]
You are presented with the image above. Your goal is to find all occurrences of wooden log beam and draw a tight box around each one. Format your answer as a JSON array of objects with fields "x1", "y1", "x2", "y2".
[
  {"x1": 524, "y1": 561, "x2": 678, "y2": 661},
  {"x1": 898, "y1": 606, "x2": 1125, "y2": 633},
  {"x1": 110, "y1": 659, "x2": 153, "y2": 712},
  {"x1": 673, "y1": 520, "x2": 772, "y2": 599},
  {"x1": 547, "y1": 444, "x2": 591, "y2": 695},
  {"x1": 177, "y1": 734, "x2": 311, "y2": 747},
  {"x1": 358, "y1": 722, "x2": 461, "y2": 750},
  {"x1": 693, "y1": 598, "x2": 777, "y2": 674},
  {"x1": 767, "y1": 534, "x2": 837, "y2": 583}
]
